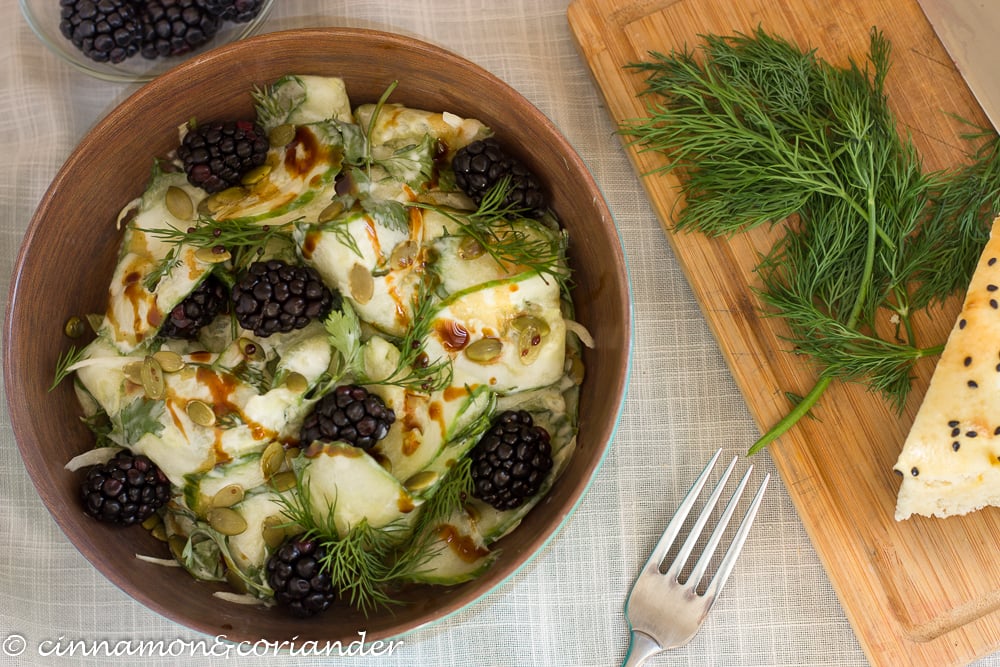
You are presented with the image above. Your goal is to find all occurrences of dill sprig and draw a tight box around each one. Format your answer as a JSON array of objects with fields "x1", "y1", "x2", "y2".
[
  {"x1": 274, "y1": 475, "x2": 409, "y2": 614},
  {"x1": 409, "y1": 178, "x2": 571, "y2": 295},
  {"x1": 139, "y1": 218, "x2": 297, "y2": 276},
  {"x1": 622, "y1": 27, "x2": 1000, "y2": 454},
  {"x1": 377, "y1": 270, "x2": 454, "y2": 393},
  {"x1": 50, "y1": 345, "x2": 85, "y2": 391}
]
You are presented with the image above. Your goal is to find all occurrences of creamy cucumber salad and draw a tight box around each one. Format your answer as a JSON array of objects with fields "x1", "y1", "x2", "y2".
[{"x1": 58, "y1": 75, "x2": 587, "y2": 616}]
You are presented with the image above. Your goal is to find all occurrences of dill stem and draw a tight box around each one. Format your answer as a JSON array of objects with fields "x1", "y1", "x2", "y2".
[{"x1": 748, "y1": 376, "x2": 832, "y2": 455}]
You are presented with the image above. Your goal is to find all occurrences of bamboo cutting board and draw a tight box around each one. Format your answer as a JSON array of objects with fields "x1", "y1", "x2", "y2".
[{"x1": 567, "y1": 0, "x2": 1000, "y2": 664}]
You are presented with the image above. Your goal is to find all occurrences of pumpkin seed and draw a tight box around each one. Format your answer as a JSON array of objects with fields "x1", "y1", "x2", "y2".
[
  {"x1": 261, "y1": 441, "x2": 285, "y2": 480},
  {"x1": 349, "y1": 263, "x2": 374, "y2": 304},
  {"x1": 458, "y1": 236, "x2": 485, "y2": 260},
  {"x1": 168, "y1": 534, "x2": 187, "y2": 561},
  {"x1": 241, "y1": 164, "x2": 272, "y2": 186},
  {"x1": 269, "y1": 123, "x2": 296, "y2": 147},
  {"x1": 269, "y1": 470, "x2": 297, "y2": 493},
  {"x1": 165, "y1": 186, "x2": 194, "y2": 220},
  {"x1": 318, "y1": 200, "x2": 344, "y2": 223},
  {"x1": 194, "y1": 245, "x2": 232, "y2": 264},
  {"x1": 141, "y1": 355, "x2": 166, "y2": 399},
  {"x1": 123, "y1": 360, "x2": 144, "y2": 385},
  {"x1": 153, "y1": 350, "x2": 185, "y2": 372},
  {"x1": 284, "y1": 371, "x2": 308, "y2": 393},
  {"x1": 225, "y1": 568, "x2": 249, "y2": 594},
  {"x1": 390, "y1": 240, "x2": 418, "y2": 269},
  {"x1": 186, "y1": 399, "x2": 216, "y2": 427},
  {"x1": 211, "y1": 483, "x2": 244, "y2": 508},
  {"x1": 141, "y1": 514, "x2": 162, "y2": 531},
  {"x1": 63, "y1": 316, "x2": 86, "y2": 339},
  {"x1": 511, "y1": 314, "x2": 550, "y2": 337},
  {"x1": 464, "y1": 337, "x2": 503, "y2": 363},
  {"x1": 238, "y1": 337, "x2": 265, "y2": 362},
  {"x1": 518, "y1": 322, "x2": 543, "y2": 365},
  {"x1": 150, "y1": 524, "x2": 168, "y2": 542},
  {"x1": 207, "y1": 507, "x2": 247, "y2": 536},
  {"x1": 403, "y1": 470, "x2": 439, "y2": 492},
  {"x1": 568, "y1": 355, "x2": 585, "y2": 385},
  {"x1": 86, "y1": 313, "x2": 104, "y2": 333},
  {"x1": 262, "y1": 515, "x2": 287, "y2": 550}
]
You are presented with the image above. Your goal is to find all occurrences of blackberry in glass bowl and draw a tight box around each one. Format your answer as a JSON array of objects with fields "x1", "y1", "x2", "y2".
[{"x1": 20, "y1": 0, "x2": 274, "y2": 83}]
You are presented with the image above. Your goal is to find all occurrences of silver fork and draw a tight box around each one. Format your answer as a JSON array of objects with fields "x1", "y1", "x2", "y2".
[{"x1": 622, "y1": 449, "x2": 769, "y2": 666}]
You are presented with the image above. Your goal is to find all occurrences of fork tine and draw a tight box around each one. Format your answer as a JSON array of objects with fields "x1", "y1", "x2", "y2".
[
  {"x1": 703, "y1": 472, "x2": 770, "y2": 604},
  {"x1": 641, "y1": 448, "x2": 722, "y2": 576},
  {"x1": 686, "y1": 464, "x2": 754, "y2": 590},
  {"x1": 665, "y1": 454, "x2": 738, "y2": 580}
]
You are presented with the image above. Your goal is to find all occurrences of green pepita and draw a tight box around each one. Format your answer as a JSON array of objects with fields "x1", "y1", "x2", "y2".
[
  {"x1": 403, "y1": 470, "x2": 439, "y2": 492},
  {"x1": 511, "y1": 314, "x2": 550, "y2": 337},
  {"x1": 458, "y1": 236, "x2": 486, "y2": 260},
  {"x1": 518, "y1": 323, "x2": 543, "y2": 365},
  {"x1": 318, "y1": 200, "x2": 344, "y2": 223},
  {"x1": 262, "y1": 515, "x2": 287, "y2": 550},
  {"x1": 269, "y1": 470, "x2": 297, "y2": 493},
  {"x1": 165, "y1": 185, "x2": 194, "y2": 220},
  {"x1": 86, "y1": 313, "x2": 104, "y2": 334},
  {"x1": 207, "y1": 507, "x2": 247, "y2": 536},
  {"x1": 153, "y1": 350, "x2": 185, "y2": 372},
  {"x1": 211, "y1": 484, "x2": 244, "y2": 508},
  {"x1": 241, "y1": 164, "x2": 272, "y2": 186},
  {"x1": 465, "y1": 337, "x2": 503, "y2": 363},
  {"x1": 390, "y1": 240, "x2": 418, "y2": 269},
  {"x1": 63, "y1": 316, "x2": 86, "y2": 339},
  {"x1": 349, "y1": 263, "x2": 374, "y2": 304},
  {"x1": 123, "y1": 360, "x2": 144, "y2": 385},
  {"x1": 141, "y1": 355, "x2": 166, "y2": 400},
  {"x1": 238, "y1": 337, "x2": 265, "y2": 362},
  {"x1": 284, "y1": 372, "x2": 308, "y2": 393},
  {"x1": 261, "y1": 441, "x2": 286, "y2": 480},
  {"x1": 186, "y1": 399, "x2": 216, "y2": 427},
  {"x1": 194, "y1": 246, "x2": 232, "y2": 264},
  {"x1": 268, "y1": 124, "x2": 296, "y2": 147}
]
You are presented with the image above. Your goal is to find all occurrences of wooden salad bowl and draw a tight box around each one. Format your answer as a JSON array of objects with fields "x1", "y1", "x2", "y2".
[{"x1": 3, "y1": 28, "x2": 631, "y2": 644}]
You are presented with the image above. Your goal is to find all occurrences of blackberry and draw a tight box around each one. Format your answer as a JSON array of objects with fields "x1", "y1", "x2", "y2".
[
  {"x1": 59, "y1": 0, "x2": 142, "y2": 64},
  {"x1": 300, "y1": 385, "x2": 395, "y2": 450},
  {"x1": 232, "y1": 260, "x2": 337, "y2": 337},
  {"x1": 266, "y1": 538, "x2": 337, "y2": 617},
  {"x1": 176, "y1": 119, "x2": 269, "y2": 194},
  {"x1": 197, "y1": 0, "x2": 265, "y2": 22},
  {"x1": 135, "y1": 0, "x2": 221, "y2": 60},
  {"x1": 452, "y1": 138, "x2": 547, "y2": 213},
  {"x1": 469, "y1": 410, "x2": 553, "y2": 511},
  {"x1": 159, "y1": 275, "x2": 228, "y2": 339},
  {"x1": 81, "y1": 450, "x2": 171, "y2": 526}
]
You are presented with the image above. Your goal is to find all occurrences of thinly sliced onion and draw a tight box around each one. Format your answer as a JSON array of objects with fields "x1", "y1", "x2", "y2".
[
  {"x1": 64, "y1": 446, "x2": 123, "y2": 471},
  {"x1": 135, "y1": 554, "x2": 181, "y2": 567},
  {"x1": 565, "y1": 319, "x2": 595, "y2": 348}
]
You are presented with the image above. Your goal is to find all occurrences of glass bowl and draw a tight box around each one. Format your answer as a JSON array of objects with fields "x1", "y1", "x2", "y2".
[{"x1": 19, "y1": 0, "x2": 275, "y2": 84}]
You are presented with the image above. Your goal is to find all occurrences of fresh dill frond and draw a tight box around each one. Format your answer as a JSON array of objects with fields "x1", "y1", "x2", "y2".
[
  {"x1": 409, "y1": 177, "x2": 572, "y2": 295},
  {"x1": 622, "y1": 27, "x2": 1000, "y2": 454},
  {"x1": 374, "y1": 270, "x2": 454, "y2": 393},
  {"x1": 50, "y1": 345, "x2": 86, "y2": 391},
  {"x1": 273, "y1": 473, "x2": 411, "y2": 614},
  {"x1": 139, "y1": 218, "x2": 297, "y2": 273}
]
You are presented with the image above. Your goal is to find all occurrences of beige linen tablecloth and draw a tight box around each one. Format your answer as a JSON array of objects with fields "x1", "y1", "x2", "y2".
[{"x1": 2, "y1": 1, "x2": 986, "y2": 665}]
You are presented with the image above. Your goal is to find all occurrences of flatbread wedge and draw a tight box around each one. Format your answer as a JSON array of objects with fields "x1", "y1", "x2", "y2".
[{"x1": 894, "y1": 216, "x2": 1000, "y2": 520}]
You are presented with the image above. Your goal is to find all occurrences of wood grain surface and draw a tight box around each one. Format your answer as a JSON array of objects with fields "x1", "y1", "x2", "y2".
[{"x1": 567, "y1": 0, "x2": 1000, "y2": 664}]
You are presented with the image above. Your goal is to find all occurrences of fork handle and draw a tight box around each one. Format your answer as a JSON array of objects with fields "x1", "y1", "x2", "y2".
[{"x1": 621, "y1": 630, "x2": 661, "y2": 667}]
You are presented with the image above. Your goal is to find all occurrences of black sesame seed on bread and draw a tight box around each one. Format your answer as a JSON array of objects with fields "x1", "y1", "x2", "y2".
[{"x1": 894, "y1": 216, "x2": 1000, "y2": 520}]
